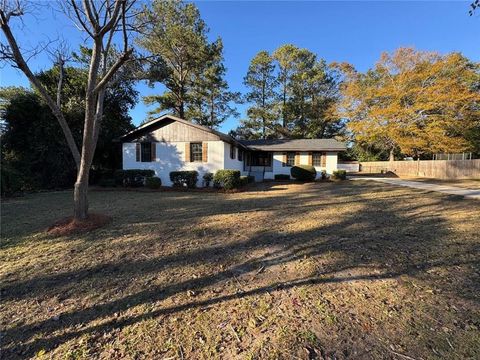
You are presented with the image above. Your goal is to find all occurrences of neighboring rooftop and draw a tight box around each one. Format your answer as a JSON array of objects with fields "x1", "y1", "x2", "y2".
[{"x1": 239, "y1": 138, "x2": 346, "y2": 152}]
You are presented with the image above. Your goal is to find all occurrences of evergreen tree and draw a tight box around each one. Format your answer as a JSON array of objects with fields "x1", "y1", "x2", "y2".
[
  {"x1": 137, "y1": 0, "x2": 210, "y2": 119},
  {"x1": 242, "y1": 50, "x2": 278, "y2": 139},
  {"x1": 187, "y1": 39, "x2": 240, "y2": 128},
  {"x1": 137, "y1": 0, "x2": 238, "y2": 128},
  {"x1": 272, "y1": 44, "x2": 300, "y2": 130}
]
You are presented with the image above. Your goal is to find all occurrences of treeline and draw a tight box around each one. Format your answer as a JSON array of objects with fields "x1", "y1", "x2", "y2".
[
  {"x1": 134, "y1": 0, "x2": 480, "y2": 159},
  {"x1": 233, "y1": 46, "x2": 343, "y2": 140},
  {"x1": 137, "y1": 0, "x2": 240, "y2": 128},
  {"x1": 1, "y1": 0, "x2": 479, "y2": 195},
  {"x1": 1, "y1": 53, "x2": 137, "y2": 194},
  {"x1": 340, "y1": 49, "x2": 480, "y2": 161}
]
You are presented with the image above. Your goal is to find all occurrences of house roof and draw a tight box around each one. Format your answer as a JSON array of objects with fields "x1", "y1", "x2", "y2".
[
  {"x1": 120, "y1": 114, "x2": 248, "y2": 149},
  {"x1": 120, "y1": 114, "x2": 345, "y2": 152},
  {"x1": 239, "y1": 138, "x2": 346, "y2": 152}
]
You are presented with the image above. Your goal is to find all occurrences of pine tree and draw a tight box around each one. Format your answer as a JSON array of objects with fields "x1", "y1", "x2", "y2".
[
  {"x1": 137, "y1": 0, "x2": 209, "y2": 119},
  {"x1": 187, "y1": 39, "x2": 240, "y2": 128},
  {"x1": 243, "y1": 51, "x2": 278, "y2": 139}
]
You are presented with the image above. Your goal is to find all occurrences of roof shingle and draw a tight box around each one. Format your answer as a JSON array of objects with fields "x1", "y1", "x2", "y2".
[{"x1": 239, "y1": 138, "x2": 346, "y2": 151}]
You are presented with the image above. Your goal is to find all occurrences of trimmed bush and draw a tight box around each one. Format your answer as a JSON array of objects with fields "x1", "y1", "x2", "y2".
[
  {"x1": 114, "y1": 169, "x2": 155, "y2": 187},
  {"x1": 320, "y1": 170, "x2": 328, "y2": 180},
  {"x1": 246, "y1": 175, "x2": 255, "y2": 183},
  {"x1": 169, "y1": 171, "x2": 198, "y2": 188},
  {"x1": 203, "y1": 172, "x2": 213, "y2": 187},
  {"x1": 239, "y1": 176, "x2": 249, "y2": 186},
  {"x1": 332, "y1": 170, "x2": 347, "y2": 180},
  {"x1": 274, "y1": 174, "x2": 290, "y2": 181},
  {"x1": 290, "y1": 165, "x2": 317, "y2": 182},
  {"x1": 213, "y1": 169, "x2": 241, "y2": 190},
  {"x1": 145, "y1": 176, "x2": 162, "y2": 189},
  {"x1": 98, "y1": 178, "x2": 116, "y2": 187}
]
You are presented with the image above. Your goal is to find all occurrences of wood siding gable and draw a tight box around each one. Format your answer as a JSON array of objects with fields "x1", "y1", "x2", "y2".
[{"x1": 130, "y1": 120, "x2": 221, "y2": 143}]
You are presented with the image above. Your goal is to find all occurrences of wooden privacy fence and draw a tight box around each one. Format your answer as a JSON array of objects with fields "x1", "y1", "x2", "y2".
[{"x1": 359, "y1": 159, "x2": 480, "y2": 179}]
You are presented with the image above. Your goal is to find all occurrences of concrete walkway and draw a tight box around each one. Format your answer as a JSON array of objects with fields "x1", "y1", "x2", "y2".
[{"x1": 350, "y1": 177, "x2": 480, "y2": 200}]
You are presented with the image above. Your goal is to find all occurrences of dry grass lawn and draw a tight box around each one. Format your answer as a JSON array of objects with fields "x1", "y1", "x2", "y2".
[{"x1": 1, "y1": 181, "x2": 479, "y2": 359}]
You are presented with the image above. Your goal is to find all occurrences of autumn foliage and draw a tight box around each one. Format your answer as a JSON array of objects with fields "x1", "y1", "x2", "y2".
[{"x1": 339, "y1": 48, "x2": 480, "y2": 158}]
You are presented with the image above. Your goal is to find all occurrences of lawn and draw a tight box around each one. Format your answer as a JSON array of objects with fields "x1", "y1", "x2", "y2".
[{"x1": 1, "y1": 181, "x2": 479, "y2": 359}]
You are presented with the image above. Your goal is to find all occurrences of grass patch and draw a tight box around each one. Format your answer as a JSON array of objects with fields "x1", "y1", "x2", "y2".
[{"x1": 1, "y1": 181, "x2": 479, "y2": 359}]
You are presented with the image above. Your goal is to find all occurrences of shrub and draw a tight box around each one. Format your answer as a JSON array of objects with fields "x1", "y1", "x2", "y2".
[
  {"x1": 274, "y1": 174, "x2": 290, "y2": 181},
  {"x1": 203, "y1": 172, "x2": 213, "y2": 187},
  {"x1": 90, "y1": 168, "x2": 115, "y2": 185},
  {"x1": 332, "y1": 170, "x2": 347, "y2": 180},
  {"x1": 239, "y1": 175, "x2": 255, "y2": 186},
  {"x1": 1, "y1": 164, "x2": 24, "y2": 196},
  {"x1": 213, "y1": 169, "x2": 241, "y2": 190},
  {"x1": 169, "y1": 171, "x2": 198, "y2": 188},
  {"x1": 290, "y1": 165, "x2": 317, "y2": 182},
  {"x1": 98, "y1": 178, "x2": 116, "y2": 187},
  {"x1": 320, "y1": 170, "x2": 328, "y2": 180},
  {"x1": 239, "y1": 176, "x2": 250, "y2": 186},
  {"x1": 114, "y1": 169, "x2": 155, "y2": 187},
  {"x1": 145, "y1": 176, "x2": 162, "y2": 189}
]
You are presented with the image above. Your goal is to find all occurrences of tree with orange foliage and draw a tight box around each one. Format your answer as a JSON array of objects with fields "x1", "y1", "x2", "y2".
[{"x1": 339, "y1": 48, "x2": 480, "y2": 160}]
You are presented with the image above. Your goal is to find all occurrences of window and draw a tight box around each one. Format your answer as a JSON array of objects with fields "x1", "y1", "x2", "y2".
[
  {"x1": 251, "y1": 152, "x2": 271, "y2": 166},
  {"x1": 141, "y1": 142, "x2": 152, "y2": 162},
  {"x1": 190, "y1": 142, "x2": 203, "y2": 162},
  {"x1": 286, "y1": 152, "x2": 295, "y2": 166},
  {"x1": 230, "y1": 145, "x2": 236, "y2": 159},
  {"x1": 238, "y1": 149, "x2": 243, "y2": 161},
  {"x1": 312, "y1": 152, "x2": 322, "y2": 167}
]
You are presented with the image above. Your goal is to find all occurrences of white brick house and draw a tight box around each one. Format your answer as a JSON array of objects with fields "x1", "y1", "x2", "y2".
[{"x1": 120, "y1": 115, "x2": 346, "y2": 186}]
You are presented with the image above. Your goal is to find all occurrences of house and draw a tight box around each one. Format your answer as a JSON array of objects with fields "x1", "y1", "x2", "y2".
[{"x1": 120, "y1": 114, "x2": 346, "y2": 186}]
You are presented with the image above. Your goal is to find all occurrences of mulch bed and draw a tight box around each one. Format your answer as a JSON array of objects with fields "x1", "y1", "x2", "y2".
[{"x1": 46, "y1": 213, "x2": 112, "y2": 237}]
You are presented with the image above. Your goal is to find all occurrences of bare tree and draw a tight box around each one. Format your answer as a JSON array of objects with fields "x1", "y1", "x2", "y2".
[
  {"x1": 0, "y1": 0, "x2": 135, "y2": 220},
  {"x1": 469, "y1": 0, "x2": 479, "y2": 16}
]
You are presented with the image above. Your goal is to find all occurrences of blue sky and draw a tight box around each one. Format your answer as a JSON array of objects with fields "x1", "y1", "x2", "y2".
[{"x1": 1, "y1": 1, "x2": 478, "y2": 133}]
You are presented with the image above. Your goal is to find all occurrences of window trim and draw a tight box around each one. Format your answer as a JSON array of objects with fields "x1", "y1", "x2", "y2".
[
  {"x1": 312, "y1": 152, "x2": 322, "y2": 167},
  {"x1": 190, "y1": 142, "x2": 203, "y2": 162},
  {"x1": 140, "y1": 142, "x2": 152, "y2": 162},
  {"x1": 286, "y1": 152, "x2": 295, "y2": 167}
]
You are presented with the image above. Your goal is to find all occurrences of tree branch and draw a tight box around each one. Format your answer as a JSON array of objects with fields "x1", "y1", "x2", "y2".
[{"x1": 0, "y1": 7, "x2": 81, "y2": 166}]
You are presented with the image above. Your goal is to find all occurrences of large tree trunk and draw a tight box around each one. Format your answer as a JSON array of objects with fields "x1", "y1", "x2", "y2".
[
  {"x1": 1, "y1": 0, "x2": 131, "y2": 223},
  {"x1": 389, "y1": 148, "x2": 395, "y2": 162},
  {"x1": 74, "y1": 172, "x2": 89, "y2": 219}
]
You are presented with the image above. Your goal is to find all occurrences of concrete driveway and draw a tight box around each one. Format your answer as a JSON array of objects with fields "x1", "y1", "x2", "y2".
[{"x1": 350, "y1": 177, "x2": 480, "y2": 200}]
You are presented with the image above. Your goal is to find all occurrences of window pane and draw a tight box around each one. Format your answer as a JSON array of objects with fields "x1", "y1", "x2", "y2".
[
  {"x1": 191, "y1": 143, "x2": 202, "y2": 162},
  {"x1": 286, "y1": 152, "x2": 295, "y2": 166},
  {"x1": 141, "y1": 142, "x2": 151, "y2": 162}
]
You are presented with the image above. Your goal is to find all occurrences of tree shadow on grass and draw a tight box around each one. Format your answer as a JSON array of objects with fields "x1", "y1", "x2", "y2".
[{"x1": 1, "y1": 181, "x2": 479, "y2": 358}]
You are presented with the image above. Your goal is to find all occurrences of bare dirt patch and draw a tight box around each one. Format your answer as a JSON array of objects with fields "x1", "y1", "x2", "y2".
[{"x1": 1, "y1": 182, "x2": 479, "y2": 359}]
